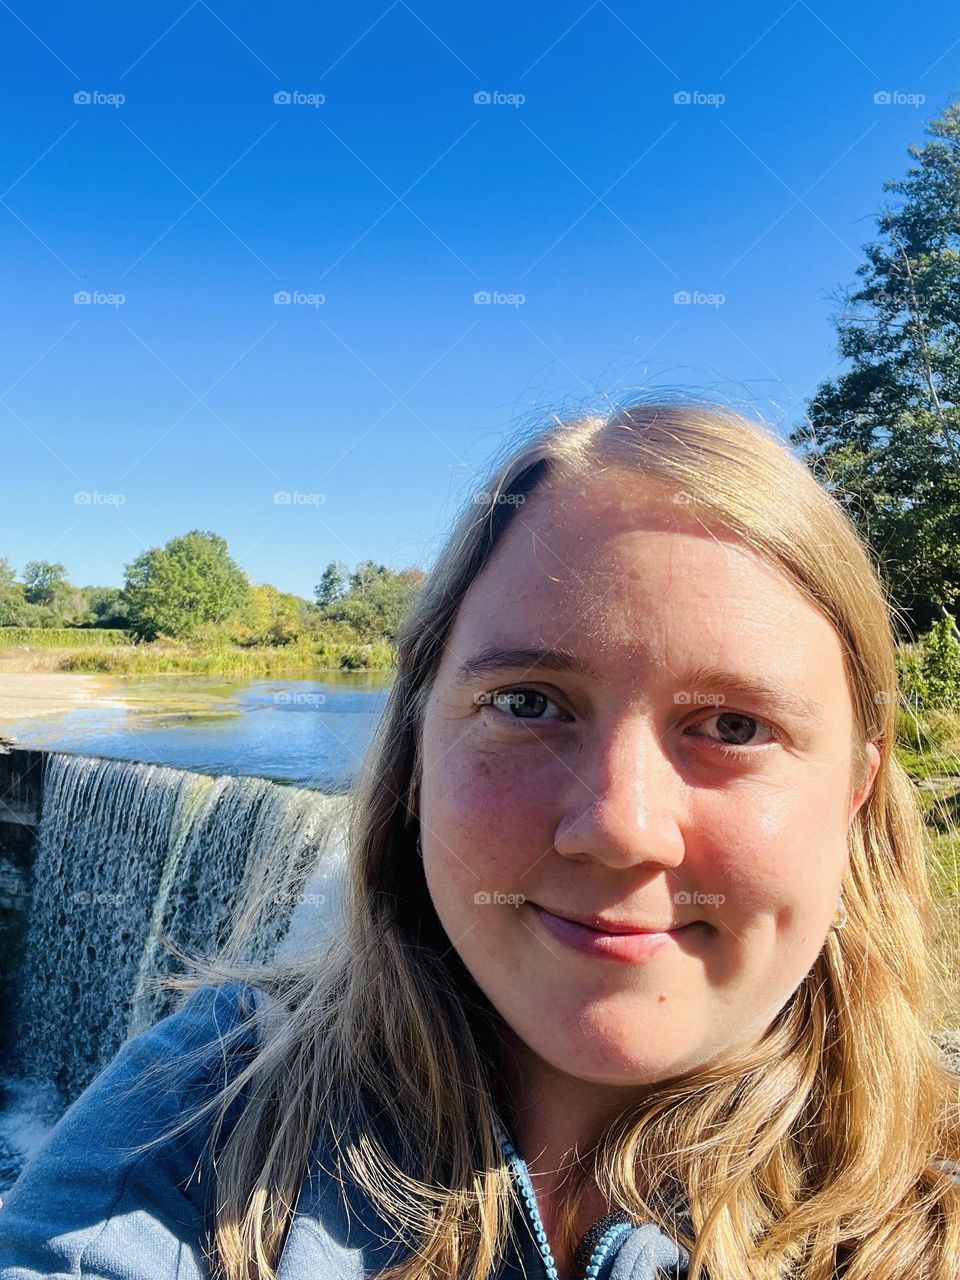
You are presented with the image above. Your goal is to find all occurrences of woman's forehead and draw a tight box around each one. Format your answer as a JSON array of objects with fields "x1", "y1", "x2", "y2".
[
  {"x1": 447, "y1": 484, "x2": 849, "y2": 712},
  {"x1": 473, "y1": 498, "x2": 804, "y2": 627},
  {"x1": 485, "y1": 470, "x2": 749, "y2": 576}
]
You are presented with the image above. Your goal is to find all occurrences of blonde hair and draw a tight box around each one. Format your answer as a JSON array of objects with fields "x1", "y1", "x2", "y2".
[{"x1": 137, "y1": 395, "x2": 960, "y2": 1279}]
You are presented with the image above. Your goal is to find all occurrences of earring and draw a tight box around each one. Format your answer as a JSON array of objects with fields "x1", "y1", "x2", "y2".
[
  {"x1": 416, "y1": 833, "x2": 424, "y2": 859},
  {"x1": 832, "y1": 891, "x2": 848, "y2": 931}
]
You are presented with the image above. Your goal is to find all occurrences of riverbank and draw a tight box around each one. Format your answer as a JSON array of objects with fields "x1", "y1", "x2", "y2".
[{"x1": 0, "y1": 671, "x2": 126, "y2": 723}]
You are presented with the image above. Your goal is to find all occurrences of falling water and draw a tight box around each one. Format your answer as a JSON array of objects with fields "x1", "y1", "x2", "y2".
[{"x1": 11, "y1": 752, "x2": 349, "y2": 1105}]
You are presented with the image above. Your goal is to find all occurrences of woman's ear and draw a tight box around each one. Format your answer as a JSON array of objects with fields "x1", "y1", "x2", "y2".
[{"x1": 849, "y1": 741, "x2": 881, "y2": 823}]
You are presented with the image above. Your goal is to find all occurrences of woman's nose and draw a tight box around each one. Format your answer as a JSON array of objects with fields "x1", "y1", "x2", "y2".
[{"x1": 551, "y1": 713, "x2": 685, "y2": 869}]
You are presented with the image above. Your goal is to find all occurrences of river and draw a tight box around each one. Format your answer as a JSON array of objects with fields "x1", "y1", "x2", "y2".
[{"x1": 0, "y1": 672, "x2": 393, "y2": 789}]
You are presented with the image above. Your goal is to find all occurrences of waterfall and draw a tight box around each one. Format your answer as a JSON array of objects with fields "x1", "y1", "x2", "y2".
[{"x1": 12, "y1": 752, "x2": 349, "y2": 1105}]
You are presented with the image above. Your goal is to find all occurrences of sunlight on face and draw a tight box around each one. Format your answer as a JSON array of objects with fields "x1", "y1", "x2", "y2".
[{"x1": 418, "y1": 471, "x2": 878, "y2": 1088}]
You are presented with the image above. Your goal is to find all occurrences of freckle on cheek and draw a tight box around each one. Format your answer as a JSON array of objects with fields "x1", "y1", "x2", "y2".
[{"x1": 658, "y1": 994, "x2": 667, "y2": 1003}]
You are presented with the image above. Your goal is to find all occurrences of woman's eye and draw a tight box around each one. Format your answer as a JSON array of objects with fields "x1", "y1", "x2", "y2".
[
  {"x1": 480, "y1": 693, "x2": 780, "y2": 751},
  {"x1": 485, "y1": 688, "x2": 568, "y2": 721},
  {"x1": 686, "y1": 710, "x2": 780, "y2": 755}
]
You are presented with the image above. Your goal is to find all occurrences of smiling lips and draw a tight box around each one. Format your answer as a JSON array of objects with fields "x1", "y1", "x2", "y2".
[
  {"x1": 538, "y1": 906, "x2": 698, "y2": 933},
  {"x1": 530, "y1": 902, "x2": 704, "y2": 963}
]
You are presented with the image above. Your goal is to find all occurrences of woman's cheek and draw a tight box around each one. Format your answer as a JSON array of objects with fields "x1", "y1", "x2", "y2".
[
  {"x1": 420, "y1": 758, "x2": 529, "y2": 949},
  {"x1": 695, "y1": 790, "x2": 841, "y2": 935},
  {"x1": 687, "y1": 796, "x2": 801, "y2": 915},
  {"x1": 444, "y1": 734, "x2": 553, "y2": 825}
]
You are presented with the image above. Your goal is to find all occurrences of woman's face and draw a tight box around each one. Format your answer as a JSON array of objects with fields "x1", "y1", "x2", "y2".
[{"x1": 418, "y1": 470, "x2": 880, "y2": 1090}]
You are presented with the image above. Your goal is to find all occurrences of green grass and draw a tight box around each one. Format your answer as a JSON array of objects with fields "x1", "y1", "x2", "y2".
[
  {"x1": 925, "y1": 820, "x2": 960, "y2": 1027},
  {"x1": 895, "y1": 704, "x2": 960, "y2": 779},
  {"x1": 56, "y1": 639, "x2": 396, "y2": 675},
  {"x1": 0, "y1": 627, "x2": 136, "y2": 648},
  {"x1": 928, "y1": 831, "x2": 960, "y2": 900}
]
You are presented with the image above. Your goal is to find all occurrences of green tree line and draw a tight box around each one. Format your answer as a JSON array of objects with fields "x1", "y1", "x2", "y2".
[{"x1": 0, "y1": 534, "x2": 426, "y2": 650}]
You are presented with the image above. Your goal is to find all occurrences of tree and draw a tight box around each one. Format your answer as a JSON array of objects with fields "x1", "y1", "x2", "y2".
[
  {"x1": 0, "y1": 558, "x2": 27, "y2": 626},
  {"x1": 82, "y1": 586, "x2": 130, "y2": 628},
  {"x1": 239, "y1": 583, "x2": 308, "y2": 646},
  {"x1": 23, "y1": 560, "x2": 69, "y2": 608},
  {"x1": 318, "y1": 564, "x2": 426, "y2": 641},
  {"x1": 790, "y1": 102, "x2": 960, "y2": 636},
  {"x1": 919, "y1": 616, "x2": 960, "y2": 708},
  {"x1": 314, "y1": 561, "x2": 349, "y2": 606},
  {"x1": 122, "y1": 531, "x2": 251, "y2": 640},
  {"x1": 349, "y1": 559, "x2": 388, "y2": 592}
]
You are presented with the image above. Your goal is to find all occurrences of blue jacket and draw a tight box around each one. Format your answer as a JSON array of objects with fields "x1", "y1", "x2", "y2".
[{"x1": 0, "y1": 981, "x2": 692, "y2": 1280}]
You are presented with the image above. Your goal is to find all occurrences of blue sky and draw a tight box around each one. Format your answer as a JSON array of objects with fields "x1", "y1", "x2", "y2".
[{"x1": 1, "y1": 3, "x2": 957, "y2": 600}]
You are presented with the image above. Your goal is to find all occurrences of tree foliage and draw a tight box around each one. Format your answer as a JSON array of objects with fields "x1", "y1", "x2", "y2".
[
  {"x1": 2, "y1": 540, "x2": 428, "y2": 657},
  {"x1": 122, "y1": 530, "x2": 251, "y2": 640},
  {"x1": 316, "y1": 560, "x2": 426, "y2": 641},
  {"x1": 23, "y1": 560, "x2": 69, "y2": 607},
  {"x1": 0, "y1": 557, "x2": 26, "y2": 626},
  {"x1": 82, "y1": 586, "x2": 130, "y2": 628},
  {"x1": 231, "y1": 583, "x2": 311, "y2": 646},
  {"x1": 790, "y1": 103, "x2": 960, "y2": 635},
  {"x1": 0, "y1": 559, "x2": 130, "y2": 629},
  {"x1": 896, "y1": 615, "x2": 960, "y2": 709},
  {"x1": 314, "y1": 560, "x2": 349, "y2": 606}
]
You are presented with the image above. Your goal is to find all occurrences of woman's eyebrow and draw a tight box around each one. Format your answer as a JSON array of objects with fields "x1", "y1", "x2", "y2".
[
  {"x1": 453, "y1": 645, "x2": 599, "y2": 684},
  {"x1": 682, "y1": 663, "x2": 825, "y2": 726},
  {"x1": 452, "y1": 647, "x2": 824, "y2": 725}
]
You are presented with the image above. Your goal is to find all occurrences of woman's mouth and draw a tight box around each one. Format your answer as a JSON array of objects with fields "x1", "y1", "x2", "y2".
[{"x1": 528, "y1": 902, "x2": 705, "y2": 963}]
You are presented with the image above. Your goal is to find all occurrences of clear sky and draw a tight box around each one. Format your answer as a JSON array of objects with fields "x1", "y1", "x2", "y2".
[{"x1": 1, "y1": 3, "x2": 957, "y2": 599}]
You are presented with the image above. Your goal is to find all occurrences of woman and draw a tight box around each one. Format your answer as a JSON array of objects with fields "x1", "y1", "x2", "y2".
[{"x1": 1, "y1": 396, "x2": 958, "y2": 1280}]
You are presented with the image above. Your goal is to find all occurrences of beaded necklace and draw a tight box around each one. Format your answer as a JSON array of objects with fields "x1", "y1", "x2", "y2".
[{"x1": 493, "y1": 1117, "x2": 638, "y2": 1280}]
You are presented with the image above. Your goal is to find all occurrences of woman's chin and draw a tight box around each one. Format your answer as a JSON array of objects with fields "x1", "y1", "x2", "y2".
[{"x1": 514, "y1": 1019, "x2": 705, "y2": 1089}]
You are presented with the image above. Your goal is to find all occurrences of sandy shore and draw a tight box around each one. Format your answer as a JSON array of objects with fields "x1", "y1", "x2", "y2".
[{"x1": 0, "y1": 672, "x2": 127, "y2": 725}]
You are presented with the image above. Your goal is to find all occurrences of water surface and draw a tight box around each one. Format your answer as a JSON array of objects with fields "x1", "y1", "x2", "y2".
[{"x1": 0, "y1": 673, "x2": 393, "y2": 788}]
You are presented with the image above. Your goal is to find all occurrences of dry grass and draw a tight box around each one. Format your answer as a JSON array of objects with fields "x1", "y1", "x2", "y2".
[
  {"x1": 928, "y1": 827, "x2": 960, "y2": 1029},
  {"x1": 0, "y1": 649, "x2": 74, "y2": 673}
]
